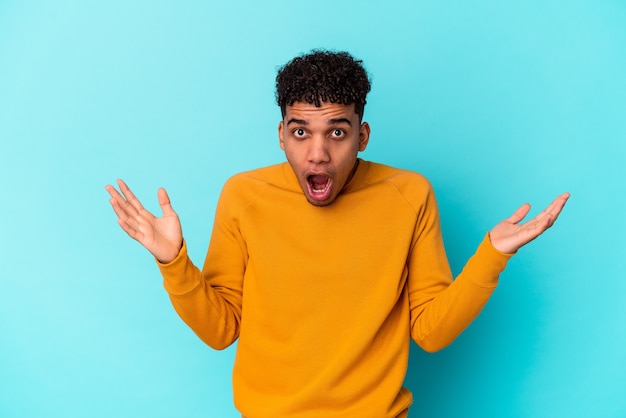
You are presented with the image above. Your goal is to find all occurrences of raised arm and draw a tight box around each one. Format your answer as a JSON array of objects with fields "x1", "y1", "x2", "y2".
[
  {"x1": 408, "y1": 189, "x2": 570, "y2": 352},
  {"x1": 106, "y1": 178, "x2": 245, "y2": 350},
  {"x1": 105, "y1": 179, "x2": 183, "y2": 263}
]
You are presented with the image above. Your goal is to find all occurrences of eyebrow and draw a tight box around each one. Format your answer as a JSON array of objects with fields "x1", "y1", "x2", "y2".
[
  {"x1": 328, "y1": 118, "x2": 352, "y2": 126},
  {"x1": 286, "y1": 118, "x2": 308, "y2": 126},
  {"x1": 286, "y1": 118, "x2": 352, "y2": 126}
]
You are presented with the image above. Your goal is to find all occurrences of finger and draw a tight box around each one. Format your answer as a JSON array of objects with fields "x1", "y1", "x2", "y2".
[
  {"x1": 547, "y1": 192, "x2": 570, "y2": 220},
  {"x1": 505, "y1": 203, "x2": 531, "y2": 225},
  {"x1": 106, "y1": 184, "x2": 132, "y2": 220},
  {"x1": 106, "y1": 182, "x2": 141, "y2": 220},
  {"x1": 108, "y1": 194, "x2": 127, "y2": 219},
  {"x1": 109, "y1": 196, "x2": 142, "y2": 234},
  {"x1": 532, "y1": 192, "x2": 570, "y2": 228},
  {"x1": 117, "y1": 217, "x2": 138, "y2": 238},
  {"x1": 117, "y1": 217, "x2": 149, "y2": 243},
  {"x1": 105, "y1": 183, "x2": 133, "y2": 210},
  {"x1": 105, "y1": 183, "x2": 122, "y2": 200},
  {"x1": 117, "y1": 179, "x2": 145, "y2": 212},
  {"x1": 157, "y1": 188, "x2": 176, "y2": 217}
]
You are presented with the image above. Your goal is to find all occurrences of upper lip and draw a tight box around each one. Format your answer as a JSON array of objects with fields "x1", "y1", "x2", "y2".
[{"x1": 306, "y1": 170, "x2": 331, "y2": 178}]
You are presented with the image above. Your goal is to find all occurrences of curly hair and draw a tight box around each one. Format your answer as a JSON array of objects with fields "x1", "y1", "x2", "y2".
[{"x1": 276, "y1": 50, "x2": 371, "y2": 120}]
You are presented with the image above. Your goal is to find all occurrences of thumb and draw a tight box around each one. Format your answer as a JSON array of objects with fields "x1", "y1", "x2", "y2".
[
  {"x1": 157, "y1": 187, "x2": 176, "y2": 217},
  {"x1": 506, "y1": 203, "x2": 531, "y2": 225}
]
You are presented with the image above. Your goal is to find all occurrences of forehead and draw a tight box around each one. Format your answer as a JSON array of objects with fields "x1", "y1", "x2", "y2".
[{"x1": 284, "y1": 102, "x2": 358, "y2": 122}]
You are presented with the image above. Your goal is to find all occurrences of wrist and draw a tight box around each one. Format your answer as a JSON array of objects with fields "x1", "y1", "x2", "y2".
[{"x1": 155, "y1": 240, "x2": 184, "y2": 264}]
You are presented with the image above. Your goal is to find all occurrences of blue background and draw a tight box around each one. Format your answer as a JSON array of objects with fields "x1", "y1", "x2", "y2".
[{"x1": 1, "y1": 1, "x2": 624, "y2": 417}]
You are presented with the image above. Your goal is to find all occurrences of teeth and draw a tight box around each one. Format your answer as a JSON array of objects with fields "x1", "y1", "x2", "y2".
[{"x1": 311, "y1": 178, "x2": 330, "y2": 193}]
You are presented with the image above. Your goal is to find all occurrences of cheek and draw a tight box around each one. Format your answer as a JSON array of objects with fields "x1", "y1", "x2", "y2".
[
  {"x1": 335, "y1": 150, "x2": 358, "y2": 175},
  {"x1": 337, "y1": 140, "x2": 360, "y2": 161},
  {"x1": 284, "y1": 146, "x2": 302, "y2": 163},
  {"x1": 283, "y1": 147, "x2": 306, "y2": 175}
]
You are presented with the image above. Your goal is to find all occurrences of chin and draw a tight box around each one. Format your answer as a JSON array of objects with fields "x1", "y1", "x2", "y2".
[{"x1": 305, "y1": 195, "x2": 336, "y2": 207}]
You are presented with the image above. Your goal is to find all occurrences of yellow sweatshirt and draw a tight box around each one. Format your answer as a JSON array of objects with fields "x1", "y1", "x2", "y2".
[{"x1": 158, "y1": 160, "x2": 512, "y2": 418}]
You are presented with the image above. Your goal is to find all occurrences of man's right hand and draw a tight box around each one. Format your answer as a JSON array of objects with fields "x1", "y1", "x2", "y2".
[{"x1": 105, "y1": 179, "x2": 183, "y2": 264}]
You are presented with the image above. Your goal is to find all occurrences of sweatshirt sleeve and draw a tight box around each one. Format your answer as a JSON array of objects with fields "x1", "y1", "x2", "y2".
[
  {"x1": 157, "y1": 179, "x2": 247, "y2": 350},
  {"x1": 407, "y1": 185, "x2": 513, "y2": 352}
]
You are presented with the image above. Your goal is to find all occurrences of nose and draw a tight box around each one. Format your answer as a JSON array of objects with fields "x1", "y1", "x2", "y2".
[{"x1": 307, "y1": 136, "x2": 330, "y2": 164}]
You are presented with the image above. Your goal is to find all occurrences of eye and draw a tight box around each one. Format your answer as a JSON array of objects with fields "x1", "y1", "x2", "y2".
[
  {"x1": 330, "y1": 129, "x2": 345, "y2": 138},
  {"x1": 293, "y1": 128, "x2": 306, "y2": 137}
]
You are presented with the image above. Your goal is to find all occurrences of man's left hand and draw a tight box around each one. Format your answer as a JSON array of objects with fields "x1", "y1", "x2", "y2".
[{"x1": 489, "y1": 192, "x2": 570, "y2": 254}]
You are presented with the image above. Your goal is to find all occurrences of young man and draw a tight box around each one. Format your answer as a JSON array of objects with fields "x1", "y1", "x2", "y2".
[{"x1": 106, "y1": 50, "x2": 568, "y2": 418}]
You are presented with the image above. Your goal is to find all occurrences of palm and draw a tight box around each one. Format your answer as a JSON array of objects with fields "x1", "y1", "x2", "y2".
[
  {"x1": 106, "y1": 179, "x2": 183, "y2": 263},
  {"x1": 149, "y1": 210, "x2": 181, "y2": 250}
]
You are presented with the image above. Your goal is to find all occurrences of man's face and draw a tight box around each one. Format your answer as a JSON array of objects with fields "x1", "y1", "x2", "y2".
[{"x1": 279, "y1": 101, "x2": 370, "y2": 206}]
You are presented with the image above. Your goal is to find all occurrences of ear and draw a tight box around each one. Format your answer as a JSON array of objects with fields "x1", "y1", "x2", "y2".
[
  {"x1": 278, "y1": 120, "x2": 285, "y2": 150},
  {"x1": 358, "y1": 122, "x2": 370, "y2": 152}
]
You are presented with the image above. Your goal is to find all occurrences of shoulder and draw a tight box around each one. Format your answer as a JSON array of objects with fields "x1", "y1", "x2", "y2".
[
  {"x1": 217, "y1": 163, "x2": 292, "y2": 210},
  {"x1": 223, "y1": 163, "x2": 288, "y2": 191},
  {"x1": 356, "y1": 161, "x2": 437, "y2": 215},
  {"x1": 365, "y1": 161, "x2": 433, "y2": 194}
]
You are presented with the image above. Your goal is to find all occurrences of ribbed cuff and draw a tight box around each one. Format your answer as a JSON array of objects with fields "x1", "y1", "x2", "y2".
[
  {"x1": 463, "y1": 233, "x2": 514, "y2": 287},
  {"x1": 156, "y1": 240, "x2": 201, "y2": 295}
]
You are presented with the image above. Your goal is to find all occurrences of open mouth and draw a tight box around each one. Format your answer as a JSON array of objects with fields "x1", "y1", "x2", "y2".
[{"x1": 306, "y1": 174, "x2": 332, "y2": 200}]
